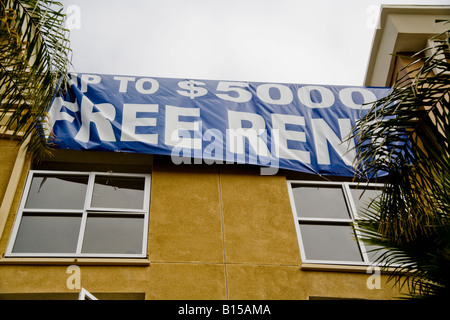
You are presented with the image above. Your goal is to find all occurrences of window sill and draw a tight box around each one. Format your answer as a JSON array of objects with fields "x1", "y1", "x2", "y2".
[
  {"x1": 0, "y1": 257, "x2": 150, "y2": 266},
  {"x1": 301, "y1": 263, "x2": 394, "y2": 274}
]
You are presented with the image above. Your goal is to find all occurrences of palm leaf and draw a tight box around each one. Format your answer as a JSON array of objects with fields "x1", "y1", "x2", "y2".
[
  {"x1": 350, "y1": 21, "x2": 450, "y2": 299},
  {"x1": 0, "y1": 0, "x2": 71, "y2": 160},
  {"x1": 352, "y1": 27, "x2": 450, "y2": 241}
]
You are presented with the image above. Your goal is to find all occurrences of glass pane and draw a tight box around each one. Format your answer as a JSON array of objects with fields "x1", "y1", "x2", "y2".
[
  {"x1": 25, "y1": 174, "x2": 88, "y2": 210},
  {"x1": 299, "y1": 224, "x2": 363, "y2": 262},
  {"x1": 91, "y1": 176, "x2": 146, "y2": 210},
  {"x1": 12, "y1": 214, "x2": 81, "y2": 253},
  {"x1": 350, "y1": 188, "x2": 381, "y2": 216},
  {"x1": 81, "y1": 215, "x2": 144, "y2": 254},
  {"x1": 362, "y1": 243, "x2": 389, "y2": 263},
  {"x1": 292, "y1": 184, "x2": 350, "y2": 219},
  {"x1": 350, "y1": 187, "x2": 387, "y2": 263}
]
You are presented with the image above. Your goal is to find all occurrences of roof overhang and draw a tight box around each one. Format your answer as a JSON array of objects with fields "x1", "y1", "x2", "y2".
[{"x1": 364, "y1": 5, "x2": 450, "y2": 87}]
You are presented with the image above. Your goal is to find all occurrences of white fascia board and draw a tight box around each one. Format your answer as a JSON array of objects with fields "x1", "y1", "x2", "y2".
[{"x1": 364, "y1": 5, "x2": 450, "y2": 87}]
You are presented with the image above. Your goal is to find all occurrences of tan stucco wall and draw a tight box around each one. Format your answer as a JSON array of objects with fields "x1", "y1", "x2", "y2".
[
  {"x1": 0, "y1": 139, "x2": 20, "y2": 202},
  {"x1": 0, "y1": 153, "x2": 402, "y2": 300}
]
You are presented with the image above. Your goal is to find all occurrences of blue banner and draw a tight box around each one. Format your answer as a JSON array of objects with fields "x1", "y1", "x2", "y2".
[{"x1": 45, "y1": 73, "x2": 390, "y2": 176}]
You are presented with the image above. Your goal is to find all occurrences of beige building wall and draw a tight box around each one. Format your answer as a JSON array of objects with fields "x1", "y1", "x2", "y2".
[
  {"x1": 0, "y1": 152, "x2": 401, "y2": 300},
  {"x1": 0, "y1": 139, "x2": 20, "y2": 200}
]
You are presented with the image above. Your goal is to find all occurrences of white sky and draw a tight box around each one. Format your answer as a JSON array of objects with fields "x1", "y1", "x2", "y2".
[{"x1": 61, "y1": 0, "x2": 450, "y2": 86}]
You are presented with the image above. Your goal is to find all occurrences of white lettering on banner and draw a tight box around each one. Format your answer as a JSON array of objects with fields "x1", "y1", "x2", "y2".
[
  {"x1": 47, "y1": 101, "x2": 357, "y2": 168},
  {"x1": 215, "y1": 82, "x2": 252, "y2": 103},
  {"x1": 298, "y1": 85, "x2": 335, "y2": 109},
  {"x1": 114, "y1": 76, "x2": 135, "y2": 92},
  {"x1": 74, "y1": 96, "x2": 116, "y2": 143},
  {"x1": 113, "y1": 76, "x2": 159, "y2": 94},
  {"x1": 72, "y1": 74, "x2": 380, "y2": 110},
  {"x1": 256, "y1": 83, "x2": 293, "y2": 105},
  {"x1": 271, "y1": 113, "x2": 310, "y2": 163},
  {"x1": 311, "y1": 118, "x2": 355, "y2": 165},
  {"x1": 120, "y1": 104, "x2": 159, "y2": 144},
  {"x1": 227, "y1": 110, "x2": 270, "y2": 157},
  {"x1": 80, "y1": 74, "x2": 101, "y2": 93},
  {"x1": 136, "y1": 78, "x2": 159, "y2": 94},
  {"x1": 45, "y1": 96, "x2": 79, "y2": 137},
  {"x1": 165, "y1": 105, "x2": 202, "y2": 149},
  {"x1": 339, "y1": 87, "x2": 377, "y2": 109},
  {"x1": 177, "y1": 80, "x2": 208, "y2": 99}
]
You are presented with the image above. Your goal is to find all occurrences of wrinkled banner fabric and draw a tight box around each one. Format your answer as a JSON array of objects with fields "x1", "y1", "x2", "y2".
[{"x1": 45, "y1": 73, "x2": 390, "y2": 177}]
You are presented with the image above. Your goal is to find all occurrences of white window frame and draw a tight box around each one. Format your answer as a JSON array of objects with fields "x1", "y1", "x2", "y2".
[
  {"x1": 6, "y1": 170, "x2": 151, "y2": 258},
  {"x1": 287, "y1": 180, "x2": 383, "y2": 266},
  {"x1": 78, "y1": 288, "x2": 98, "y2": 300}
]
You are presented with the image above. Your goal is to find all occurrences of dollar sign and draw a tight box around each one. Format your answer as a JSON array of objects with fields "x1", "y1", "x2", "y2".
[{"x1": 177, "y1": 80, "x2": 208, "y2": 99}]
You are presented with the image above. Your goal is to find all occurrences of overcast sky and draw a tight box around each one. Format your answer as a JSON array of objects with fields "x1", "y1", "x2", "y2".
[{"x1": 61, "y1": 0, "x2": 450, "y2": 86}]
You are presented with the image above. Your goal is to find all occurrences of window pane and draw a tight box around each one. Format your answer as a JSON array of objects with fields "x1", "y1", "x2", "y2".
[
  {"x1": 91, "y1": 176, "x2": 146, "y2": 210},
  {"x1": 81, "y1": 215, "x2": 144, "y2": 254},
  {"x1": 12, "y1": 214, "x2": 81, "y2": 253},
  {"x1": 362, "y1": 243, "x2": 389, "y2": 263},
  {"x1": 292, "y1": 185, "x2": 350, "y2": 219},
  {"x1": 350, "y1": 188, "x2": 381, "y2": 216},
  {"x1": 299, "y1": 224, "x2": 363, "y2": 262},
  {"x1": 25, "y1": 175, "x2": 88, "y2": 210}
]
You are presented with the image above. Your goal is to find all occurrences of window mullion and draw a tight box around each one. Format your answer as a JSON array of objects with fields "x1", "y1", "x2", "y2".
[
  {"x1": 343, "y1": 183, "x2": 358, "y2": 219},
  {"x1": 343, "y1": 182, "x2": 371, "y2": 263},
  {"x1": 76, "y1": 172, "x2": 96, "y2": 255},
  {"x1": 352, "y1": 220, "x2": 371, "y2": 263}
]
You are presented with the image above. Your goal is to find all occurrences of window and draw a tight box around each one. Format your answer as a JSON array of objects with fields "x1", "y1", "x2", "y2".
[
  {"x1": 287, "y1": 181, "x2": 383, "y2": 265},
  {"x1": 6, "y1": 171, "x2": 151, "y2": 258}
]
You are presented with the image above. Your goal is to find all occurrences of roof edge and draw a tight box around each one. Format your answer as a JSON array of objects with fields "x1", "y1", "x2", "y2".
[{"x1": 364, "y1": 5, "x2": 450, "y2": 86}]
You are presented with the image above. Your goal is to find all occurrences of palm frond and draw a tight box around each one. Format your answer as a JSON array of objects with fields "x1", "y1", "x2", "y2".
[
  {"x1": 350, "y1": 21, "x2": 450, "y2": 299},
  {"x1": 352, "y1": 27, "x2": 450, "y2": 242},
  {"x1": 0, "y1": 0, "x2": 71, "y2": 160}
]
